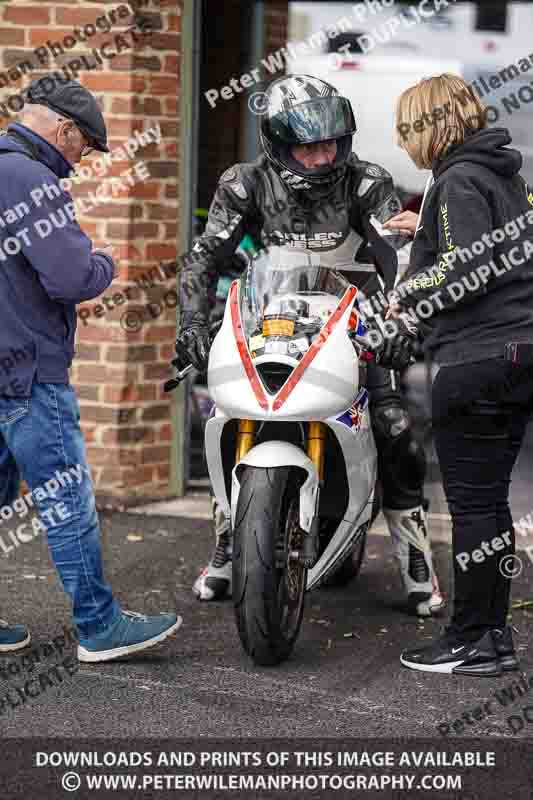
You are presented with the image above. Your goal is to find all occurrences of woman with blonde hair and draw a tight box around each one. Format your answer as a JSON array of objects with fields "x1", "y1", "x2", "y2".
[{"x1": 381, "y1": 73, "x2": 533, "y2": 676}]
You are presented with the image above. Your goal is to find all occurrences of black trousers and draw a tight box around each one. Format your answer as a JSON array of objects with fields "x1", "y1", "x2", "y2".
[
  {"x1": 366, "y1": 358, "x2": 425, "y2": 510},
  {"x1": 431, "y1": 357, "x2": 533, "y2": 638}
]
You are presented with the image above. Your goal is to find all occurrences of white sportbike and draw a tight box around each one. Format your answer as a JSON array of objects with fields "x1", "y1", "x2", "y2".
[{"x1": 170, "y1": 246, "x2": 381, "y2": 666}]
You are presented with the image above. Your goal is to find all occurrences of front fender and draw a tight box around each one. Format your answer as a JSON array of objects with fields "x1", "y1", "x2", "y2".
[{"x1": 231, "y1": 441, "x2": 319, "y2": 533}]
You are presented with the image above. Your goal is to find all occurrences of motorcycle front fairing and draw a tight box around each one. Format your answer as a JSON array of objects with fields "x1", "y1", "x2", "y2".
[
  {"x1": 204, "y1": 245, "x2": 377, "y2": 582},
  {"x1": 207, "y1": 247, "x2": 361, "y2": 420}
]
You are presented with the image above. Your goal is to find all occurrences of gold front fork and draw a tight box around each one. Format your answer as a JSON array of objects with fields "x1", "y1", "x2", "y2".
[
  {"x1": 235, "y1": 420, "x2": 325, "y2": 482},
  {"x1": 307, "y1": 421, "x2": 326, "y2": 483},
  {"x1": 235, "y1": 419, "x2": 256, "y2": 462}
]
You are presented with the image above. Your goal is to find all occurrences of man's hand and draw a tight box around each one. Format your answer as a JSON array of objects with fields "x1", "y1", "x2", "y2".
[
  {"x1": 175, "y1": 316, "x2": 211, "y2": 372},
  {"x1": 374, "y1": 316, "x2": 418, "y2": 371},
  {"x1": 94, "y1": 244, "x2": 119, "y2": 278},
  {"x1": 383, "y1": 211, "x2": 419, "y2": 238},
  {"x1": 98, "y1": 243, "x2": 114, "y2": 260}
]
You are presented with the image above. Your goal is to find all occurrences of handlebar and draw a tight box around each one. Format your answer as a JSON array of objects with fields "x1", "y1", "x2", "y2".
[
  {"x1": 351, "y1": 331, "x2": 417, "y2": 368},
  {"x1": 163, "y1": 363, "x2": 195, "y2": 393}
]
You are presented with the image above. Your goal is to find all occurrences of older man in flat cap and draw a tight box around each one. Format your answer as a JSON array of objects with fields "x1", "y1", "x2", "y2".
[{"x1": 0, "y1": 77, "x2": 181, "y2": 662}]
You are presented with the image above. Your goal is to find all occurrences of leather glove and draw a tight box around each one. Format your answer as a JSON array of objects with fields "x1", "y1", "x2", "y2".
[
  {"x1": 208, "y1": 301, "x2": 225, "y2": 341},
  {"x1": 175, "y1": 315, "x2": 211, "y2": 372},
  {"x1": 374, "y1": 317, "x2": 418, "y2": 371}
]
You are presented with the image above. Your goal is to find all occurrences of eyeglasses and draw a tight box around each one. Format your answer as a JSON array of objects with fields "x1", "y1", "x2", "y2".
[
  {"x1": 57, "y1": 116, "x2": 94, "y2": 157},
  {"x1": 76, "y1": 126, "x2": 93, "y2": 157},
  {"x1": 81, "y1": 139, "x2": 94, "y2": 158}
]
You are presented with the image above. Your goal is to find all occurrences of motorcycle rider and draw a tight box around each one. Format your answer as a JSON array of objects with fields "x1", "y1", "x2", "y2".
[{"x1": 177, "y1": 75, "x2": 444, "y2": 617}]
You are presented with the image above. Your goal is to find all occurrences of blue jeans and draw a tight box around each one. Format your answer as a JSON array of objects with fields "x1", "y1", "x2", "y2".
[{"x1": 0, "y1": 382, "x2": 121, "y2": 637}]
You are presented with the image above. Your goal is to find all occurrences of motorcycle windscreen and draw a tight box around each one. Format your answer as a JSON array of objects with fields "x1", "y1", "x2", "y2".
[{"x1": 239, "y1": 246, "x2": 352, "y2": 363}]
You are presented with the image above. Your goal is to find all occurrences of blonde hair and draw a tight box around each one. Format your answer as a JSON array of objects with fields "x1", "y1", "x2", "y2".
[{"x1": 395, "y1": 73, "x2": 488, "y2": 169}]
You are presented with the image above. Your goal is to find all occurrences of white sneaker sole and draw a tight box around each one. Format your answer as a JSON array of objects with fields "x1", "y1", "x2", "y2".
[
  {"x1": 0, "y1": 631, "x2": 31, "y2": 652},
  {"x1": 192, "y1": 572, "x2": 231, "y2": 601},
  {"x1": 400, "y1": 654, "x2": 463, "y2": 673},
  {"x1": 77, "y1": 616, "x2": 183, "y2": 663},
  {"x1": 192, "y1": 584, "x2": 231, "y2": 601},
  {"x1": 414, "y1": 596, "x2": 446, "y2": 617}
]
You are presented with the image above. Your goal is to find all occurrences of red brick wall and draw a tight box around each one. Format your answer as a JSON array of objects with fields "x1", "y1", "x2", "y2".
[
  {"x1": 72, "y1": 2, "x2": 181, "y2": 504},
  {"x1": 0, "y1": 0, "x2": 181, "y2": 505}
]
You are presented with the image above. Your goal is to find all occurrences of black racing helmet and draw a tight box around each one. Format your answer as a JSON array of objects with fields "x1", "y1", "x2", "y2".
[{"x1": 260, "y1": 75, "x2": 356, "y2": 191}]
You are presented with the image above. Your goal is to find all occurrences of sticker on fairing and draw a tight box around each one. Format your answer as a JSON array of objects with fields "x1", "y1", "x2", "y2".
[
  {"x1": 336, "y1": 388, "x2": 369, "y2": 432},
  {"x1": 249, "y1": 334, "x2": 265, "y2": 352},
  {"x1": 288, "y1": 337, "x2": 310, "y2": 355}
]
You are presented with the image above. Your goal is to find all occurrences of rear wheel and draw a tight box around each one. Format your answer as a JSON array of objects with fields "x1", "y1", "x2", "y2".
[{"x1": 233, "y1": 466, "x2": 307, "y2": 666}]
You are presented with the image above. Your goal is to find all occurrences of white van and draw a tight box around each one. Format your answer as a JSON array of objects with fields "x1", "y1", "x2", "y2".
[
  {"x1": 291, "y1": 2, "x2": 533, "y2": 72},
  {"x1": 288, "y1": 2, "x2": 533, "y2": 194},
  {"x1": 286, "y1": 51, "x2": 462, "y2": 196}
]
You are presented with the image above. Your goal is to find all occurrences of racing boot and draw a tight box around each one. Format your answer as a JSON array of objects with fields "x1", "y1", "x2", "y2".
[
  {"x1": 192, "y1": 500, "x2": 232, "y2": 601},
  {"x1": 383, "y1": 504, "x2": 445, "y2": 617}
]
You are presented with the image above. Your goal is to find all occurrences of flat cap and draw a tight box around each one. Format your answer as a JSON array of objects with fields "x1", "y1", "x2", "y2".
[{"x1": 26, "y1": 76, "x2": 109, "y2": 153}]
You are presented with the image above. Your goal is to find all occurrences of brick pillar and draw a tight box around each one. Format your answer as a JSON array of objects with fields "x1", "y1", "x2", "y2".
[
  {"x1": 0, "y1": 0, "x2": 182, "y2": 506},
  {"x1": 75, "y1": 0, "x2": 181, "y2": 505}
]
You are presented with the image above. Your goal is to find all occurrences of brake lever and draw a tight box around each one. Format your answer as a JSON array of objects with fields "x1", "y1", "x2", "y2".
[
  {"x1": 164, "y1": 363, "x2": 194, "y2": 393},
  {"x1": 352, "y1": 333, "x2": 418, "y2": 368},
  {"x1": 350, "y1": 333, "x2": 377, "y2": 362}
]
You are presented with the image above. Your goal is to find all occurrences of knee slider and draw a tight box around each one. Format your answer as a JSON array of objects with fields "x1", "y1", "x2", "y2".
[
  {"x1": 405, "y1": 436, "x2": 427, "y2": 488},
  {"x1": 373, "y1": 403, "x2": 426, "y2": 489}
]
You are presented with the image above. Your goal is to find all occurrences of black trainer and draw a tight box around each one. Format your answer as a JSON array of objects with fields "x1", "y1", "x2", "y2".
[
  {"x1": 492, "y1": 626, "x2": 519, "y2": 672},
  {"x1": 400, "y1": 630, "x2": 502, "y2": 676}
]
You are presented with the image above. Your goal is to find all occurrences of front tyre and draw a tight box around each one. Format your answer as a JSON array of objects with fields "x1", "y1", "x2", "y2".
[{"x1": 232, "y1": 466, "x2": 307, "y2": 666}]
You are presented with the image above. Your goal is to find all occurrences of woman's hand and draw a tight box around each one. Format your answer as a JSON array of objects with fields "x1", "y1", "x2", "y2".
[
  {"x1": 385, "y1": 293, "x2": 403, "y2": 320},
  {"x1": 385, "y1": 305, "x2": 402, "y2": 320},
  {"x1": 383, "y1": 211, "x2": 419, "y2": 238}
]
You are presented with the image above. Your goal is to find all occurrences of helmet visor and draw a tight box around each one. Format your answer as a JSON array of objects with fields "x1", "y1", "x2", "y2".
[{"x1": 266, "y1": 97, "x2": 356, "y2": 146}]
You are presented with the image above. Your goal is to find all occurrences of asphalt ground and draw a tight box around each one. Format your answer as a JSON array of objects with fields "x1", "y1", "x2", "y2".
[{"x1": 0, "y1": 481, "x2": 532, "y2": 745}]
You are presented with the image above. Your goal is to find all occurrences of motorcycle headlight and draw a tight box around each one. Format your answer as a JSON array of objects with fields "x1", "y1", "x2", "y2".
[{"x1": 263, "y1": 313, "x2": 297, "y2": 338}]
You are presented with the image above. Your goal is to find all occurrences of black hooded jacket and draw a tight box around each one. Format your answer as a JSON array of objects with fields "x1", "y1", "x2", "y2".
[{"x1": 394, "y1": 128, "x2": 533, "y2": 365}]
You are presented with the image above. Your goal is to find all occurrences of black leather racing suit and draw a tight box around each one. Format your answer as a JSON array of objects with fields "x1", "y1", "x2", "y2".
[{"x1": 180, "y1": 152, "x2": 425, "y2": 511}]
